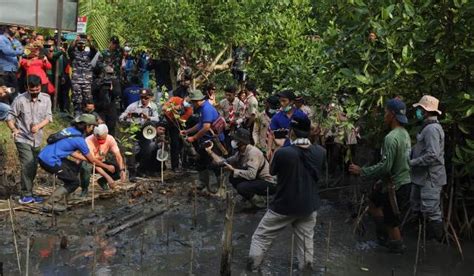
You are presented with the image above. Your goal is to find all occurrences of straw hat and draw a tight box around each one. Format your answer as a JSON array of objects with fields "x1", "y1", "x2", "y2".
[{"x1": 413, "y1": 95, "x2": 442, "y2": 115}]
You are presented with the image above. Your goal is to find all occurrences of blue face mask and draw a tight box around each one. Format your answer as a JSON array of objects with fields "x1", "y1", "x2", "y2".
[
  {"x1": 183, "y1": 101, "x2": 191, "y2": 108},
  {"x1": 282, "y1": 106, "x2": 292, "y2": 113},
  {"x1": 415, "y1": 109, "x2": 424, "y2": 121}
]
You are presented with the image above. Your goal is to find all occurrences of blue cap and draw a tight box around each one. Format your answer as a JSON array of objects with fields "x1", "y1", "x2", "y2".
[{"x1": 386, "y1": 98, "x2": 408, "y2": 124}]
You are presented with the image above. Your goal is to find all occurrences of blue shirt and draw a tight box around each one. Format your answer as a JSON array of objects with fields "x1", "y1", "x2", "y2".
[
  {"x1": 0, "y1": 35, "x2": 23, "y2": 72},
  {"x1": 38, "y1": 127, "x2": 90, "y2": 167},
  {"x1": 197, "y1": 100, "x2": 224, "y2": 141},
  {"x1": 123, "y1": 85, "x2": 142, "y2": 106},
  {"x1": 270, "y1": 108, "x2": 308, "y2": 146}
]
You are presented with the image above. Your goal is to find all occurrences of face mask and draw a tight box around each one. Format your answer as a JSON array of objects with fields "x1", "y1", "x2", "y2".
[
  {"x1": 30, "y1": 92, "x2": 40, "y2": 98},
  {"x1": 231, "y1": 140, "x2": 239, "y2": 149},
  {"x1": 183, "y1": 101, "x2": 191, "y2": 108},
  {"x1": 415, "y1": 109, "x2": 424, "y2": 121},
  {"x1": 268, "y1": 108, "x2": 277, "y2": 114},
  {"x1": 97, "y1": 139, "x2": 106, "y2": 145},
  {"x1": 282, "y1": 105, "x2": 292, "y2": 113}
]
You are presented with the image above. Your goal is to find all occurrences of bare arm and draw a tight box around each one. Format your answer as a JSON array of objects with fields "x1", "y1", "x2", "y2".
[
  {"x1": 84, "y1": 153, "x2": 115, "y2": 173},
  {"x1": 192, "y1": 123, "x2": 211, "y2": 141}
]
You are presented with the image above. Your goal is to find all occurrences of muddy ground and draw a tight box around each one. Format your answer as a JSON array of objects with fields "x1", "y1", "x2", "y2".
[{"x1": 1, "y1": 173, "x2": 473, "y2": 276}]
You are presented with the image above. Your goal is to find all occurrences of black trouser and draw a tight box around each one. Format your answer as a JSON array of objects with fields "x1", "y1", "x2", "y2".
[
  {"x1": 98, "y1": 106, "x2": 118, "y2": 137},
  {"x1": 58, "y1": 75, "x2": 71, "y2": 112},
  {"x1": 369, "y1": 183, "x2": 411, "y2": 227},
  {"x1": 194, "y1": 140, "x2": 222, "y2": 178},
  {"x1": 229, "y1": 176, "x2": 275, "y2": 200},
  {"x1": 39, "y1": 158, "x2": 81, "y2": 194},
  {"x1": 168, "y1": 123, "x2": 183, "y2": 169}
]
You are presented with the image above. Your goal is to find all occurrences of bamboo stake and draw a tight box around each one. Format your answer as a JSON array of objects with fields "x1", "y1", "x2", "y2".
[
  {"x1": 189, "y1": 240, "x2": 194, "y2": 276},
  {"x1": 8, "y1": 199, "x2": 21, "y2": 274},
  {"x1": 51, "y1": 175, "x2": 56, "y2": 227},
  {"x1": 220, "y1": 192, "x2": 235, "y2": 276},
  {"x1": 92, "y1": 163, "x2": 96, "y2": 210},
  {"x1": 161, "y1": 143, "x2": 165, "y2": 184},
  {"x1": 423, "y1": 216, "x2": 426, "y2": 257},
  {"x1": 448, "y1": 222, "x2": 464, "y2": 260},
  {"x1": 192, "y1": 185, "x2": 197, "y2": 228},
  {"x1": 266, "y1": 186, "x2": 269, "y2": 210},
  {"x1": 414, "y1": 219, "x2": 422, "y2": 276},
  {"x1": 326, "y1": 221, "x2": 332, "y2": 268},
  {"x1": 289, "y1": 233, "x2": 295, "y2": 276},
  {"x1": 26, "y1": 235, "x2": 30, "y2": 276}
]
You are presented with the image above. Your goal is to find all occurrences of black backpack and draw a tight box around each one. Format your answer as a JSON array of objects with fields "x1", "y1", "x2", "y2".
[{"x1": 47, "y1": 130, "x2": 82, "y2": 144}]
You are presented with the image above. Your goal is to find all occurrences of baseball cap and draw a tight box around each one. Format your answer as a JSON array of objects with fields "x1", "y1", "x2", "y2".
[
  {"x1": 290, "y1": 116, "x2": 311, "y2": 138},
  {"x1": 94, "y1": 124, "x2": 109, "y2": 136},
  {"x1": 277, "y1": 90, "x2": 296, "y2": 101},
  {"x1": 231, "y1": 128, "x2": 251, "y2": 145},
  {"x1": 139, "y1": 88, "x2": 153, "y2": 97},
  {"x1": 386, "y1": 98, "x2": 408, "y2": 124},
  {"x1": 74, "y1": 114, "x2": 98, "y2": 125}
]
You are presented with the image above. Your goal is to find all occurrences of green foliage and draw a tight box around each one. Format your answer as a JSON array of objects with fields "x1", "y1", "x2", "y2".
[{"x1": 117, "y1": 122, "x2": 140, "y2": 156}]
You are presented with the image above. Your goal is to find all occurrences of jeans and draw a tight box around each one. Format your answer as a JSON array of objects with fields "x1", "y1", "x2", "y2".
[
  {"x1": 16, "y1": 142, "x2": 40, "y2": 197},
  {"x1": 229, "y1": 176, "x2": 275, "y2": 200},
  {"x1": 39, "y1": 158, "x2": 81, "y2": 194},
  {"x1": 0, "y1": 102, "x2": 10, "y2": 121}
]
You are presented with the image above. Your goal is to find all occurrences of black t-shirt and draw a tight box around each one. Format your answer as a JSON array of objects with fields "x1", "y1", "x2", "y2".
[{"x1": 270, "y1": 144, "x2": 326, "y2": 216}]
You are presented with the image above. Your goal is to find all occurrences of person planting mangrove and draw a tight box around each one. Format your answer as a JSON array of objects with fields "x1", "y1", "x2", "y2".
[
  {"x1": 38, "y1": 114, "x2": 115, "y2": 212},
  {"x1": 205, "y1": 128, "x2": 276, "y2": 209},
  {"x1": 349, "y1": 98, "x2": 411, "y2": 254},
  {"x1": 410, "y1": 95, "x2": 446, "y2": 241}
]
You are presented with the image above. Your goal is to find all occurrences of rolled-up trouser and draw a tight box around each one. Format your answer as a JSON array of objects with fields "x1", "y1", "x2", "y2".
[
  {"x1": 229, "y1": 176, "x2": 275, "y2": 200},
  {"x1": 410, "y1": 183, "x2": 443, "y2": 222},
  {"x1": 249, "y1": 209, "x2": 317, "y2": 270},
  {"x1": 16, "y1": 142, "x2": 40, "y2": 197},
  {"x1": 39, "y1": 158, "x2": 81, "y2": 194}
]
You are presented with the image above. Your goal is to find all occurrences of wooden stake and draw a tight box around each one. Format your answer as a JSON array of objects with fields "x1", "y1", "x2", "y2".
[
  {"x1": 289, "y1": 233, "x2": 295, "y2": 276},
  {"x1": 326, "y1": 221, "x2": 332, "y2": 267},
  {"x1": 161, "y1": 143, "x2": 165, "y2": 184},
  {"x1": 423, "y1": 216, "x2": 426, "y2": 257},
  {"x1": 192, "y1": 185, "x2": 197, "y2": 228},
  {"x1": 51, "y1": 175, "x2": 56, "y2": 227},
  {"x1": 266, "y1": 186, "x2": 269, "y2": 210},
  {"x1": 448, "y1": 221, "x2": 464, "y2": 260},
  {"x1": 414, "y1": 219, "x2": 422, "y2": 276},
  {"x1": 92, "y1": 163, "x2": 96, "y2": 210},
  {"x1": 26, "y1": 235, "x2": 30, "y2": 276},
  {"x1": 189, "y1": 240, "x2": 194, "y2": 276},
  {"x1": 220, "y1": 192, "x2": 235, "y2": 276},
  {"x1": 8, "y1": 199, "x2": 21, "y2": 274}
]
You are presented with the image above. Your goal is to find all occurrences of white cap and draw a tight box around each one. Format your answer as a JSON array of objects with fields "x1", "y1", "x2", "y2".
[{"x1": 94, "y1": 124, "x2": 109, "y2": 136}]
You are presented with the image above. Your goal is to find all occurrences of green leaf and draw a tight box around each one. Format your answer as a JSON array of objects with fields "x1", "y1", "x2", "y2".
[
  {"x1": 402, "y1": 45, "x2": 409, "y2": 63},
  {"x1": 355, "y1": 74, "x2": 370, "y2": 84},
  {"x1": 465, "y1": 106, "x2": 474, "y2": 118},
  {"x1": 340, "y1": 68, "x2": 353, "y2": 77},
  {"x1": 458, "y1": 124, "x2": 470, "y2": 134},
  {"x1": 405, "y1": 68, "x2": 417, "y2": 74},
  {"x1": 404, "y1": 0, "x2": 415, "y2": 17}
]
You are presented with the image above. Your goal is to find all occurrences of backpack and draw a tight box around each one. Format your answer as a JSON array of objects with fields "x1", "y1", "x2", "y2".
[{"x1": 47, "y1": 130, "x2": 82, "y2": 144}]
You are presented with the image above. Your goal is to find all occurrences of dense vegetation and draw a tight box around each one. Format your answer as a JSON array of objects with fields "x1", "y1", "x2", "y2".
[{"x1": 81, "y1": 0, "x2": 473, "y2": 228}]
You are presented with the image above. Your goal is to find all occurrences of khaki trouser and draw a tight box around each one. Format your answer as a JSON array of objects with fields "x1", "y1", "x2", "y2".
[{"x1": 249, "y1": 209, "x2": 317, "y2": 270}]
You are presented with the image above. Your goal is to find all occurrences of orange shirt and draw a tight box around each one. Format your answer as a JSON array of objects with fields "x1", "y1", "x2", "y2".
[
  {"x1": 163, "y1": 96, "x2": 193, "y2": 122},
  {"x1": 85, "y1": 134, "x2": 120, "y2": 161}
]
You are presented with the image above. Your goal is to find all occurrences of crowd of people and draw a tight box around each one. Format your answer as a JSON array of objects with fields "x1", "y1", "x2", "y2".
[{"x1": 1, "y1": 24, "x2": 447, "y2": 271}]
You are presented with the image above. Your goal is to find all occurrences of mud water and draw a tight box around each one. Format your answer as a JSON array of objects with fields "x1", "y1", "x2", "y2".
[{"x1": 1, "y1": 176, "x2": 473, "y2": 276}]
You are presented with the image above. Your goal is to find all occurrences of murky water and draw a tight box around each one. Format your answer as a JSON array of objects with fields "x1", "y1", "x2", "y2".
[{"x1": 1, "y1": 177, "x2": 473, "y2": 276}]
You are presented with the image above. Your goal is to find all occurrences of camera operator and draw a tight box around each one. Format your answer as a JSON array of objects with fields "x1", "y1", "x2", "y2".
[
  {"x1": 119, "y1": 88, "x2": 164, "y2": 179},
  {"x1": 205, "y1": 128, "x2": 276, "y2": 209},
  {"x1": 0, "y1": 78, "x2": 13, "y2": 121}
]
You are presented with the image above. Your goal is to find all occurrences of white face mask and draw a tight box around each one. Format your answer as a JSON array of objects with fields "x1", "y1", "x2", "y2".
[
  {"x1": 231, "y1": 140, "x2": 239, "y2": 149},
  {"x1": 183, "y1": 101, "x2": 191, "y2": 108}
]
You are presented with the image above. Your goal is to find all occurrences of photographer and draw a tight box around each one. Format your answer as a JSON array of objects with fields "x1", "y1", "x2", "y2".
[
  {"x1": 0, "y1": 25, "x2": 24, "y2": 92},
  {"x1": 119, "y1": 88, "x2": 164, "y2": 179},
  {"x1": 206, "y1": 128, "x2": 276, "y2": 209},
  {"x1": 0, "y1": 78, "x2": 13, "y2": 120}
]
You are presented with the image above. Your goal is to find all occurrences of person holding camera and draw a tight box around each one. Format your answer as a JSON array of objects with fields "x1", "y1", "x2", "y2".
[
  {"x1": 119, "y1": 88, "x2": 164, "y2": 179},
  {"x1": 206, "y1": 128, "x2": 276, "y2": 209},
  {"x1": 6, "y1": 75, "x2": 52, "y2": 204},
  {"x1": 68, "y1": 36, "x2": 97, "y2": 116},
  {"x1": 180, "y1": 89, "x2": 226, "y2": 190},
  {"x1": 0, "y1": 78, "x2": 13, "y2": 121},
  {"x1": 19, "y1": 42, "x2": 52, "y2": 94}
]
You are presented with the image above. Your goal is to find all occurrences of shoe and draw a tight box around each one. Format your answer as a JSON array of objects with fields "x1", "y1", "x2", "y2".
[
  {"x1": 387, "y1": 240, "x2": 406, "y2": 254},
  {"x1": 98, "y1": 179, "x2": 110, "y2": 191},
  {"x1": 19, "y1": 196, "x2": 34, "y2": 204},
  {"x1": 33, "y1": 196, "x2": 44, "y2": 203},
  {"x1": 80, "y1": 189, "x2": 89, "y2": 197}
]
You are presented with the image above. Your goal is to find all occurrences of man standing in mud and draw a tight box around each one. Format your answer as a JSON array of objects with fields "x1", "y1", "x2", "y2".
[
  {"x1": 349, "y1": 98, "x2": 411, "y2": 253},
  {"x1": 7, "y1": 75, "x2": 52, "y2": 204},
  {"x1": 410, "y1": 95, "x2": 446, "y2": 241},
  {"x1": 38, "y1": 114, "x2": 116, "y2": 212},
  {"x1": 248, "y1": 116, "x2": 325, "y2": 272}
]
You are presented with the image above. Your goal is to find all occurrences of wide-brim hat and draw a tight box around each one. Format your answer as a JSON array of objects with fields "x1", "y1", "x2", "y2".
[
  {"x1": 188, "y1": 89, "x2": 206, "y2": 101},
  {"x1": 74, "y1": 114, "x2": 98, "y2": 125},
  {"x1": 231, "y1": 128, "x2": 251, "y2": 145},
  {"x1": 413, "y1": 95, "x2": 442, "y2": 115}
]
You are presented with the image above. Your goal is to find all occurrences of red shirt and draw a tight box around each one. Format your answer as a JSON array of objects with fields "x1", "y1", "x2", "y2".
[{"x1": 20, "y1": 58, "x2": 52, "y2": 85}]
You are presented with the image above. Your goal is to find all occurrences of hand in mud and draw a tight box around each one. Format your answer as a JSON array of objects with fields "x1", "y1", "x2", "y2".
[{"x1": 348, "y1": 164, "x2": 361, "y2": 175}]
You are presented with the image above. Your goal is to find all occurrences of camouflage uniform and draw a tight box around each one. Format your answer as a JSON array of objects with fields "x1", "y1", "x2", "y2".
[{"x1": 68, "y1": 45, "x2": 97, "y2": 112}]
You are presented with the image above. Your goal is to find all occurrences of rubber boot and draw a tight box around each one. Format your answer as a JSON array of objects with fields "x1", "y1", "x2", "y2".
[
  {"x1": 43, "y1": 187, "x2": 68, "y2": 212},
  {"x1": 428, "y1": 220, "x2": 444, "y2": 242},
  {"x1": 197, "y1": 170, "x2": 209, "y2": 190},
  {"x1": 373, "y1": 216, "x2": 388, "y2": 247},
  {"x1": 249, "y1": 195, "x2": 266, "y2": 209}
]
